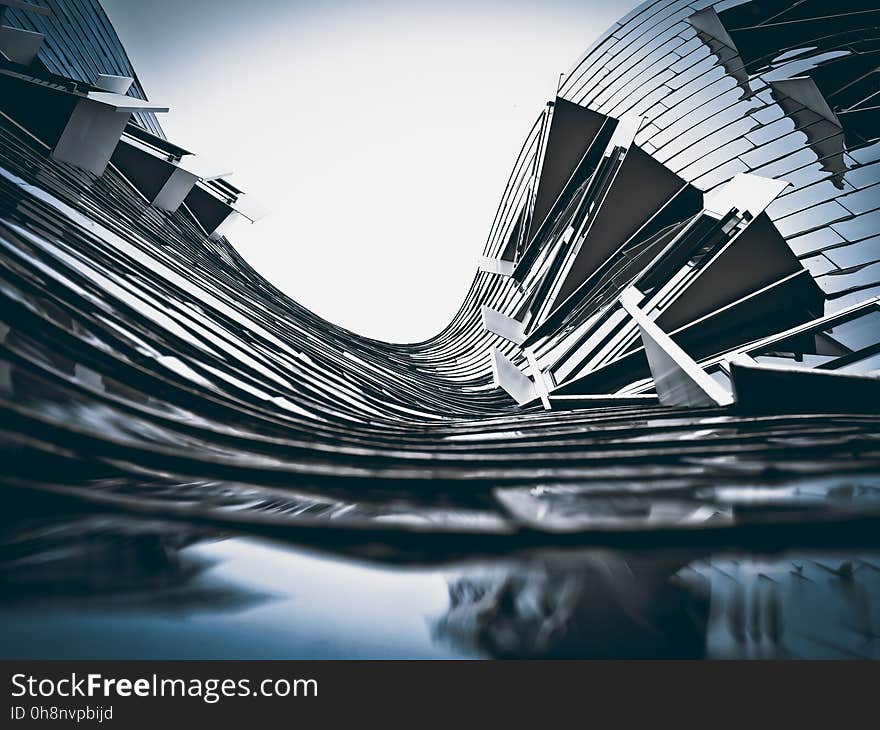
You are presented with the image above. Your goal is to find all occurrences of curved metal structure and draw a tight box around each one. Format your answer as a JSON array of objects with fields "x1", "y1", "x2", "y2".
[
  {"x1": 1, "y1": 0, "x2": 163, "y2": 135},
  {"x1": 1, "y1": 0, "x2": 879, "y2": 558}
]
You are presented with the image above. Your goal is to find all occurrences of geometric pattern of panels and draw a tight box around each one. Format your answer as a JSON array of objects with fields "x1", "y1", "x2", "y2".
[
  {"x1": 0, "y1": 0, "x2": 879, "y2": 553},
  {"x1": 484, "y1": 0, "x2": 880, "y2": 411},
  {"x1": 0, "y1": 0, "x2": 164, "y2": 136}
]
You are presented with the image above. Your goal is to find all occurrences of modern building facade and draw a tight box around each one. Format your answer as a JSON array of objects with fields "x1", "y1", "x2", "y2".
[
  {"x1": 1, "y1": 0, "x2": 163, "y2": 135},
  {"x1": 481, "y1": 0, "x2": 879, "y2": 407},
  {"x1": 0, "y1": 0, "x2": 878, "y2": 559}
]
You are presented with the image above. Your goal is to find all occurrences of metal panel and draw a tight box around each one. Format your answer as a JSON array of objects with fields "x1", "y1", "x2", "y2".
[{"x1": 526, "y1": 98, "x2": 607, "y2": 242}]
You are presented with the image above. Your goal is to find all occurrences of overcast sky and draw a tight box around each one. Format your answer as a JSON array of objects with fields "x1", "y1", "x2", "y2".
[{"x1": 103, "y1": 0, "x2": 635, "y2": 342}]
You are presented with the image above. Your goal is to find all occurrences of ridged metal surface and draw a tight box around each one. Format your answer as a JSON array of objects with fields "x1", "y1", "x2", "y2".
[
  {"x1": 2, "y1": 0, "x2": 880, "y2": 660},
  {"x1": 0, "y1": 0, "x2": 878, "y2": 556},
  {"x1": 1, "y1": 0, "x2": 164, "y2": 136},
  {"x1": 553, "y1": 0, "x2": 880, "y2": 305}
]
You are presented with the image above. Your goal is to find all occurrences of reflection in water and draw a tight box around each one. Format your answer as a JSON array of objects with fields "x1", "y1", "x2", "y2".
[
  {"x1": 0, "y1": 513, "x2": 460, "y2": 659},
  {"x1": 1, "y1": 512, "x2": 878, "y2": 659},
  {"x1": 437, "y1": 551, "x2": 709, "y2": 659},
  {"x1": 1, "y1": 0, "x2": 879, "y2": 663},
  {"x1": 687, "y1": 554, "x2": 880, "y2": 659},
  {"x1": 437, "y1": 551, "x2": 880, "y2": 659}
]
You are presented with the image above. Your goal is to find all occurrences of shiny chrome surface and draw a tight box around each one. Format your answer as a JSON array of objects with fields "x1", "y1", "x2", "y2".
[{"x1": 1, "y1": 0, "x2": 879, "y2": 658}]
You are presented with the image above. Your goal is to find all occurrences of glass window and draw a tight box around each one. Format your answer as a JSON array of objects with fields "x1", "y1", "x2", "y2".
[
  {"x1": 749, "y1": 307, "x2": 880, "y2": 370},
  {"x1": 825, "y1": 310, "x2": 880, "y2": 351}
]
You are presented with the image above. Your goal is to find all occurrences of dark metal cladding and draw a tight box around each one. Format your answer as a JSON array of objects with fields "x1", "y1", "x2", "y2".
[
  {"x1": 0, "y1": 0, "x2": 879, "y2": 569},
  {"x1": 0, "y1": 0, "x2": 164, "y2": 136}
]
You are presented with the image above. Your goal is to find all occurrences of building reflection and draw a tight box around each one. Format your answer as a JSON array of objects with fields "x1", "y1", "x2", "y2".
[
  {"x1": 2, "y1": 509, "x2": 879, "y2": 659},
  {"x1": 436, "y1": 549, "x2": 880, "y2": 659}
]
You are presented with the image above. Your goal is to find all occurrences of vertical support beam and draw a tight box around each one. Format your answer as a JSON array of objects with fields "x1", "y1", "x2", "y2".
[
  {"x1": 620, "y1": 287, "x2": 734, "y2": 408},
  {"x1": 525, "y1": 349, "x2": 552, "y2": 410}
]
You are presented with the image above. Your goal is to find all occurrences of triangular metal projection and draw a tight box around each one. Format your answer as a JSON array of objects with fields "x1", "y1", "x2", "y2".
[
  {"x1": 526, "y1": 98, "x2": 608, "y2": 244},
  {"x1": 770, "y1": 76, "x2": 846, "y2": 188},
  {"x1": 689, "y1": 7, "x2": 751, "y2": 95}
]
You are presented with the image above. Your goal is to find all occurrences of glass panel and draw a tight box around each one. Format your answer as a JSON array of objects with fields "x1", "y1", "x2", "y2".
[
  {"x1": 825, "y1": 310, "x2": 880, "y2": 351},
  {"x1": 835, "y1": 351, "x2": 880, "y2": 374},
  {"x1": 749, "y1": 308, "x2": 880, "y2": 370},
  {"x1": 708, "y1": 367, "x2": 731, "y2": 387},
  {"x1": 754, "y1": 353, "x2": 838, "y2": 367}
]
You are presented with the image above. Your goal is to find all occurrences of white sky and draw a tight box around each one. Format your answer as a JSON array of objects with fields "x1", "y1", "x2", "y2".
[{"x1": 104, "y1": 0, "x2": 634, "y2": 342}]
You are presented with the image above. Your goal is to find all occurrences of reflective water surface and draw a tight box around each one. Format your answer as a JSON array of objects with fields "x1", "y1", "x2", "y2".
[{"x1": 3, "y1": 510, "x2": 878, "y2": 659}]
